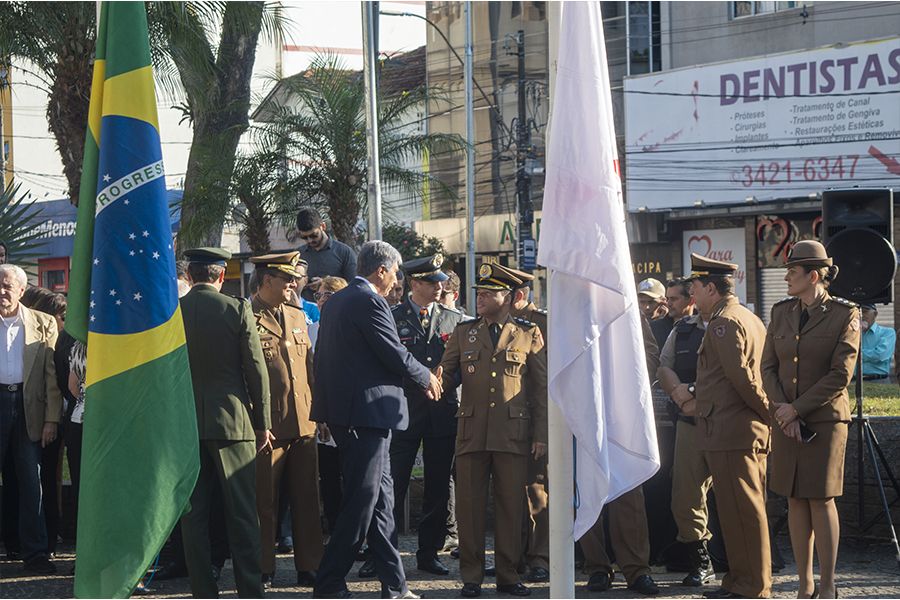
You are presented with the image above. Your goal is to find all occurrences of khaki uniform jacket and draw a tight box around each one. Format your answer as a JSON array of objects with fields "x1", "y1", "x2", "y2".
[
  {"x1": 761, "y1": 294, "x2": 859, "y2": 423},
  {"x1": 20, "y1": 306, "x2": 62, "y2": 442},
  {"x1": 252, "y1": 297, "x2": 316, "y2": 440},
  {"x1": 696, "y1": 296, "x2": 770, "y2": 452},
  {"x1": 440, "y1": 315, "x2": 548, "y2": 456},
  {"x1": 180, "y1": 285, "x2": 270, "y2": 441},
  {"x1": 512, "y1": 303, "x2": 547, "y2": 340}
]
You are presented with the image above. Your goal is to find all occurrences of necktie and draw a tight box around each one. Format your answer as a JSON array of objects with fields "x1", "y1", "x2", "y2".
[
  {"x1": 489, "y1": 323, "x2": 501, "y2": 348},
  {"x1": 799, "y1": 309, "x2": 809, "y2": 332},
  {"x1": 419, "y1": 307, "x2": 430, "y2": 330}
]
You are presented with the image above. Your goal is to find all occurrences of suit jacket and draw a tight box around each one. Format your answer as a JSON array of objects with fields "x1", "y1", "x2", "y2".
[
  {"x1": 21, "y1": 306, "x2": 62, "y2": 442},
  {"x1": 695, "y1": 295, "x2": 770, "y2": 452},
  {"x1": 392, "y1": 299, "x2": 464, "y2": 438},
  {"x1": 252, "y1": 298, "x2": 316, "y2": 439},
  {"x1": 762, "y1": 294, "x2": 859, "y2": 423},
  {"x1": 311, "y1": 278, "x2": 432, "y2": 430},
  {"x1": 180, "y1": 284, "x2": 271, "y2": 441},
  {"x1": 440, "y1": 314, "x2": 548, "y2": 456}
]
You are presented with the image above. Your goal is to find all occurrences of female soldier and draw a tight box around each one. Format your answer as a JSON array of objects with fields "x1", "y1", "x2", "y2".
[{"x1": 762, "y1": 240, "x2": 860, "y2": 600}]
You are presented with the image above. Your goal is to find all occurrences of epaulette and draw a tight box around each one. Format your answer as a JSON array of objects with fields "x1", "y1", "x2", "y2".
[
  {"x1": 513, "y1": 316, "x2": 537, "y2": 329},
  {"x1": 830, "y1": 296, "x2": 857, "y2": 308},
  {"x1": 390, "y1": 302, "x2": 406, "y2": 314},
  {"x1": 283, "y1": 301, "x2": 304, "y2": 313},
  {"x1": 439, "y1": 304, "x2": 463, "y2": 316},
  {"x1": 533, "y1": 307, "x2": 548, "y2": 315},
  {"x1": 773, "y1": 296, "x2": 795, "y2": 307},
  {"x1": 456, "y1": 316, "x2": 481, "y2": 328}
]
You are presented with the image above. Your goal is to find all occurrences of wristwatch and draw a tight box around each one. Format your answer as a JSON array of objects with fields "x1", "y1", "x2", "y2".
[{"x1": 687, "y1": 383, "x2": 696, "y2": 397}]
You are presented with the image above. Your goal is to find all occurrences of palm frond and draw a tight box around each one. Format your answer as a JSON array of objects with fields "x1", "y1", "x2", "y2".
[{"x1": 0, "y1": 182, "x2": 48, "y2": 267}]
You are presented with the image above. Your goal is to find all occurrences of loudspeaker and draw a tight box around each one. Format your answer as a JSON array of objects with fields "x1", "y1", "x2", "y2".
[{"x1": 822, "y1": 188, "x2": 896, "y2": 304}]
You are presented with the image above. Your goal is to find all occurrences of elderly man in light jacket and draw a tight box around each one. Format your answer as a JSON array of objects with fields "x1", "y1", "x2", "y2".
[{"x1": 0, "y1": 264, "x2": 62, "y2": 574}]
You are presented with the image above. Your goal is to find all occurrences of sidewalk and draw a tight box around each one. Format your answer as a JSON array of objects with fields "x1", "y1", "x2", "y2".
[{"x1": 1, "y1": 534, "x2": 898, "y2": 598}]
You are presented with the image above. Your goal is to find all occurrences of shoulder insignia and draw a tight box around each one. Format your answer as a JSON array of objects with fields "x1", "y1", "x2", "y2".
[
  {"x1": 391, "y1": 303, "x2": 406, "y2": 314},
  {"x1": 713, "y1": 323, "x2": 727, "y2": 338},
  {"x1": 831, "y1": 296, "x2": 857, "y2": 308},
  {"x1": 773, "y1": 296, "x2": 795, "y2": 307},
  {"x1": 456, "y1": 316, "x2": 481, "y2": 329},
  {"x1": 533, "y1": 307, "x2": 547, "y2": 315},
  {"x1": 513, "y1": 317, "x2": 536, "y2": 329}
]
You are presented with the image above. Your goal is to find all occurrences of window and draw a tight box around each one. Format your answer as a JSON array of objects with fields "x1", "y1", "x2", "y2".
[{"x1": 732, "y1": 1, "x2": 800, "y2": 18}]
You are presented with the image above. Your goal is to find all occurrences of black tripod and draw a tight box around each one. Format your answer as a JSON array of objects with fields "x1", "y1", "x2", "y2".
[{"x1": 852, "y1": 352, "x2": 900, "y2": 569}]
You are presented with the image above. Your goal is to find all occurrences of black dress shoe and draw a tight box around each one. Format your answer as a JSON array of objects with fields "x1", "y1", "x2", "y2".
[
  {"x1": 683, "y1": 568, "x2": 715, "y2": 587},
  {"x1": 460, "y1": 583, "x2": 481, "y2": 598},
  {"x1": 314, "y1": 589, "x2": 353, "y2": 599},
  {"x1": 417, "y1": 555, "x2": 450, "y2": 575},
  {"x1": 703, "y1": 588, "x2": 741, "y2": 599},
  {"x1": 526, "y1": 566, "x2": 549, "y2": 583},
  {"x1": 485, "y1": 565, "x2": 496, "y2": 577},
  {"x1": 587, "y1": 571, "x2": 612, "y2": 592},
  {"x1": 443, "y1": 536, "x2": 459, "y2": 552},
  {"x1": 23, "y1": 557, "x2": 57, "y2": 575},
  {"x1": 6, "y1": 550, "x2": 21, "y2": 561},
  {"x1": 628, "y1": 574, "x2": 659, "y2": 596},
  {"x1": 153, "y1": 561, "x2": 188, "y2": 580},
  {"x1": 297, "y1": 570, "x2": 317, "y2": 587},
  {"x1": 356, "y1": 545, "x2": 370, "y2": 561},
  {"x1": 358, "y1": 559, "x2": 377, "y2": 578},
  {"x1": 262, "y1": 572, "x2": 274, "y2": 589},
  {"x1": 450, "y1": 547, "x2": 460, "y2": 559},
  {"x1": 382, "y1": 589, "x2": 421, "y2": 599},
  {"x1": 497, "y1": 582, "x2": 531, "y2": 596}
]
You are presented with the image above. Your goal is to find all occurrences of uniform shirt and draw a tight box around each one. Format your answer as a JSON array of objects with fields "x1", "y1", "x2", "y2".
[
  {"x1": 861, "y1": 321, "x2": 895, "y2": 377},
  {"x1": 659, "y1": 314, "x2": 706, "y2": 370},
  {"x1": 300, "y1": 236, "x2": 357, "y2": 283},
  {"x1": 0, "y1": 307, "x2": 25, "y2": 384}
]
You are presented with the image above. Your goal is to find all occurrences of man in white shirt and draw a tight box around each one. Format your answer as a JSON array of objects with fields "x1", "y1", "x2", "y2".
[{"x1": 0, "y1": 264, "x2": 62, "y2": 574}]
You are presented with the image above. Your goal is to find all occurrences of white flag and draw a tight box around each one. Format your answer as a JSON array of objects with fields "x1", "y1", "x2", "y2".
[{"x1": 537, "y1": 1, "x2": 660, "y2": 540}]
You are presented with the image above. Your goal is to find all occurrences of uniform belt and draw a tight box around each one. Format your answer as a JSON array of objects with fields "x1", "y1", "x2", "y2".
[
  {"x1": 676, "y1": 414, "x2": 696, "y2": 426},
  {"x1": 3, "y1": 383, "x2": 21, "y2": 392}
]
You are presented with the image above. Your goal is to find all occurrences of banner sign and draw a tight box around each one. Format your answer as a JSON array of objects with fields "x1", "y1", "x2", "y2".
[{"x1": 625, "y1": 37, "x2": 900, "y2": 209}]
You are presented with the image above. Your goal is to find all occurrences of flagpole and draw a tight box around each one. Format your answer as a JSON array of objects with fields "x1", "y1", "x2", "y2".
[
  {"x1": 362, "y1": 1, "x2": 383, "y2": 240},
  {"x1": 546, "y1": 3, "x2": 575, "y2": 598}
]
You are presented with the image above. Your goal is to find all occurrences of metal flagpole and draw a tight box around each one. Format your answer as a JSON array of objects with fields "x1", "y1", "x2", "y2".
[
  {"x1": 362, "y1": 1, "x2": 383, "y2": 240},
  {"x1": 546, "y1": 2, "x2": 575, "y2": 598},
  {"x1": 464, "y1": 0, "x2": 476, "y2": 315}
]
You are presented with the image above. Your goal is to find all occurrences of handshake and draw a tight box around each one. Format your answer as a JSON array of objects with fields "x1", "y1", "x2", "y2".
[{"x1": 425, "y1": 366, "x2": 444, "y2": 401}]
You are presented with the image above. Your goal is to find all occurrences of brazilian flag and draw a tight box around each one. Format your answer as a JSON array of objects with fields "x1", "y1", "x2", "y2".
[{"x1": 66, "y1": 3, "x2": 199, "y2": 597}]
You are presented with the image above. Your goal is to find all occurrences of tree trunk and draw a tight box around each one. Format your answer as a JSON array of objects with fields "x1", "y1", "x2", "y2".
[
  {"x1": 176, "y1": 1, "x2": 264, "y2": 252},
  {"x1": 45, "y1": 22, "x2": 94, "y2": 205},
  {"x1": 327, "y1": 189, "x2": 361, "y2": 247}
]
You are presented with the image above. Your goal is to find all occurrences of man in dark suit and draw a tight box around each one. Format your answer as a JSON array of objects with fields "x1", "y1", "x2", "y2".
[
  {"x1": 389, "y1": 254, "x2": 464, "y2": 577},
  {"x1": 179, "y1": 248, "x2": 273, "y2": 599},
  {"x1": 311, "y1": 241, "x2": 443, "y2": 600}
]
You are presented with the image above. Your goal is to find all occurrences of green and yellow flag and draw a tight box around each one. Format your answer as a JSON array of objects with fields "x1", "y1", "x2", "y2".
[{"x1": 66, "y1": 4, "x2": 199, "y2": 597}]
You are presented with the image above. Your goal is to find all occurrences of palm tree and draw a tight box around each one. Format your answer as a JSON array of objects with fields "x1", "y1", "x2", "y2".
[
  {"x1": 257, "y1": 53, "x2": 466, "y2": 244},
  {"x1": 0, "y1": 182, "x2": 48, "y2": 266},
  {"x1": 0, "y1": 2, "x2": 284, "y2": 251}
]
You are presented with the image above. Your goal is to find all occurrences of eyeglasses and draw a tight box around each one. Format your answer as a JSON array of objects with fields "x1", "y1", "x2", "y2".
[{"x1": 314, "y1": 291, "x2": 335, "y2": 300}]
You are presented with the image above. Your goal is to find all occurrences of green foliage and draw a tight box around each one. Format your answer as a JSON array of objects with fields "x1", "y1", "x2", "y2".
[
  {"x1": 0, "y1": 182, "x2": 46, "y2": 267},
  {"x1": 382, "y1": 222, "x2": 445, "y2": 262},
  {"x1": 257, "y1": 53, "x2": 466, "y2": 245},
  {"x1": 860, "y1": 382, "x2": 900, "y2": 416}
]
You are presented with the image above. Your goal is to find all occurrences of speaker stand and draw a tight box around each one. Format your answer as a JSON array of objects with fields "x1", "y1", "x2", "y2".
[{"x1": 852, "y1": 352, "x2": 900, "y2": 570}]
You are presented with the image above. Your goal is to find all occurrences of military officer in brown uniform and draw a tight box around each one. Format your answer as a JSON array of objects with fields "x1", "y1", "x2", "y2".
[
  {"x1": 440, "y1": 263, "x2": 547, "y2": 598},
  {"x1": 684, "y1": 253, "x2": 771, "y2": 600},
  {"x1": 250, "y1": 252, "x2": 324, "y2": 589},
  {"x1": 578, "y1": 314, "x2": 660, "y2": 596},
  {"x1": 762, "y1": 240, "x2": 859, "y2": 600},
  {"x1": 507, "y1": 270, "x2": 550, "y2": 584}
]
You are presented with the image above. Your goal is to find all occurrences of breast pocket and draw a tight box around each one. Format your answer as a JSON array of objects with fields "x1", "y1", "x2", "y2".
[
  {"x1": 461, "y1": 349, "x2": 480, "y2": 380},
  {"x1": 260, "y1": 336, "x2": 277, "y2": 362},
  {"x1": 292, "y1": 331, "x2": 309, "y2": 357},
  {"x1": 504, "y1": 350, "x2": 526, "y2": 377}
]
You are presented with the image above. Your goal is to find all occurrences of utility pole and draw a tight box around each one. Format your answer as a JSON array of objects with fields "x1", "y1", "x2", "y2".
[
  {"x1": 515, "y1": 30, "x2": 536, "y2": 272},
  {"x1": 464, "y1": 1, "x2": 476, "y2": 315},
  {"x1": 362, "y1": 1, "x2": 383, "y2": 240}
]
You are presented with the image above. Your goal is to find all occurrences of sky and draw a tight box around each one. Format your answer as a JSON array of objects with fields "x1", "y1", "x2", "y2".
[{"x1": 8, "y1": 1, "x2": 427, "y2": 202}]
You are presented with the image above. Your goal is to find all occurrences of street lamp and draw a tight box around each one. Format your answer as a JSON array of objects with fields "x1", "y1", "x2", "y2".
[{"x1": 381, "y1": 5, "x2": 482, "y2": 315}]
